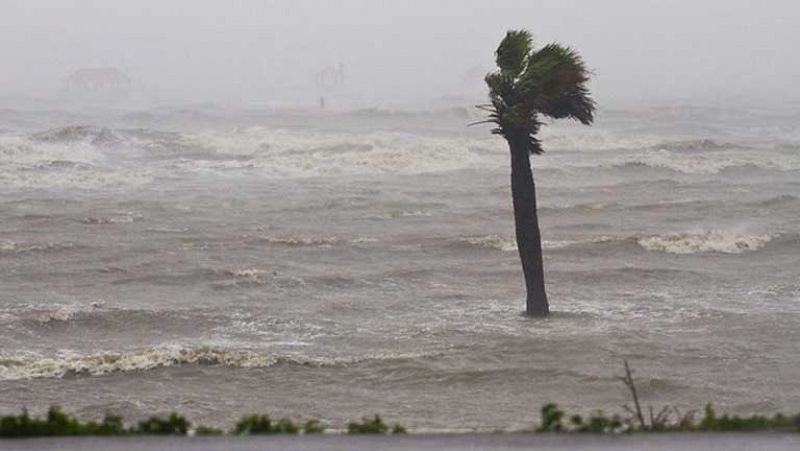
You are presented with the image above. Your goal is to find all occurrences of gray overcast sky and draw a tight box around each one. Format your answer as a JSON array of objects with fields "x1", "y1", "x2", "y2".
[{"x1": 1, "y1": 0, "x2": 798, "y2": 107}]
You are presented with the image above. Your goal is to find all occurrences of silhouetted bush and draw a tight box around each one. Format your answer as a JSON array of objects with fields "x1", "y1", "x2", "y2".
[
  {"x1": 303, "y1": 419, "x2": 326, "y2": 434},
  {"x1": 534, "y1": 362, "x2": 800, "y2": 434},
  {"x1": 194, "y1": 425, "x2": 224, "y2": 435},
  {"x1": 2, "y1": 396, "x2": 799, "y2": 439},
  {"x1": 347, "y1": 415, "x2": 405, "y2": 435},
  {"x1": 133, "y1": 412, "x2": 190, "y2": 435},
  {"x1": 536, "y1": 402, "x2": 800, "y2": 434},
  {"x1": 232, "y1": 414, "x2": 299, "y2": 435},
  {"x1": 84, "y1": 414, "x2": 127, "y2": 436},
  {"x1": 696, "y1": 404, "x2": 799, "y2": 432},
  {"x1": 0, "y1": 407, "x2": 127, "y2": 438},
  {"x1": 537, "y1": 403, "x2": 565, "y2": 432}
]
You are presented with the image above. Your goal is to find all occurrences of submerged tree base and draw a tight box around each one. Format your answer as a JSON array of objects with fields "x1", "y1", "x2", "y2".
[{"x1": 525, "y1": 304, "x2": 549, "y2": 317}]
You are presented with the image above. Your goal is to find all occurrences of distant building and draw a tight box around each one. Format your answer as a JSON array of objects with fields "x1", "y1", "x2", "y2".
[{"x1": 64, "y1": 67, "x2": 131, "y2": 91}]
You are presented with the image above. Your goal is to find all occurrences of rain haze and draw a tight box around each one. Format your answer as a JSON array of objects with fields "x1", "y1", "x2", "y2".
[
  {"x1": 1, "y1": 0, "x2": 800, "y2": 442},
  {"x1": 1, "y1": 0, "x2": 799, "y2": 107}
]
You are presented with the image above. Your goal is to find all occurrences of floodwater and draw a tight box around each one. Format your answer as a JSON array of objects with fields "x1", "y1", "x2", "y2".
[{"x1": 1, "y1": 104, "x2": 798, "y2": 430}]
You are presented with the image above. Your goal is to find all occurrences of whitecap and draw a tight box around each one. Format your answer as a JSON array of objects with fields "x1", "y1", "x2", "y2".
[
  {"x1": 457, "y1": 235, "x2": 577, "y2": 252},
  {"x1": 637, "y1": 230, "x2": 772, "y2": 254},
  {"x1": 0, "y1": 346, "x2": 445, "y2": 380}
]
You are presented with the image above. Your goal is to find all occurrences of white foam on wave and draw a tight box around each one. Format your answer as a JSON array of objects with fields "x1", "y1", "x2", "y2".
[
  {"x1": 219, "y1": 268, "x2": 306, "y2": 289},
  {"x1": 225, "y1": 268, "x2": 265, "y2": 278},
  {"x1": 178, "y1": 128, "x2": 502, "y2": 177},
  {"x1": 5, "y1": 300, "x2": 108, "y2": 325},
  {"x1": 539, "y1": 129, "x2": 665, "y2": 152},
  {"x1": 461, "y1": 235, "x2": 518, "y2": 252},
  {"x1": 459, "y1": 235, "x2": 575, "y2": 252},
  {"x1": 0, "y1": 346, "x2": 443, "y2": 380},
  {"x1": 601, "y1": 148, "x2": 800, "y2": 174},
  {"x1": 0, "y1": 240, "x2": 15, "y2": 253},
  {"x1": 637, "y1": 230, "x2": 772, "y2": 254},
  {"x1": 11, "y1": 124, "x2": 795, "y2": 186},
  {"x1": 0, "y1": 240, "x2": 75, "y2": 255},
  {"x1": 260, "y1": 236, "x2": 342, "y2": 247},
  {"x1": 0, "y1": 134, "x2": 152, "y2": 189},
  {"x1": 374, "y1": 210, "x2": 433, "y2": 219},
  {"x1": 351, "y1": 237, "x2": 379, "y2": 243},
  {"x1": 31, "y1": 302, "x2": 104, "y2": 324},
  {"x1": 458, "y1": 231, "x2": 774, "y2": 255},
  {"x1": 0, "y1": 347, "x2": 274, "y2": 380},
  {"x1": 81, "y1": 211, "x2": 143, "y2": 225},
  {"x1": 531, "y1": 136, "x2": 800, "y2": 174}
]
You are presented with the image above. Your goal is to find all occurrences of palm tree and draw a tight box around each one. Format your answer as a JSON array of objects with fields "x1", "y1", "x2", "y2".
[{"x1": 476, "y1": 30, "x2": 595, "y2": 316}]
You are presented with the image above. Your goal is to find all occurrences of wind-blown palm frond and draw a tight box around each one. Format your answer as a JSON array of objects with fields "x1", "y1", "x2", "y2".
[
  {"x1": 478, "y1": 30, "x2": 595, "y2": 154},
  {"x1": 495, "y1": 30, "x2": 533, "y2": 78},
  {"x1": 521, "y1": 43, "x2": 595, "y2": 125}
]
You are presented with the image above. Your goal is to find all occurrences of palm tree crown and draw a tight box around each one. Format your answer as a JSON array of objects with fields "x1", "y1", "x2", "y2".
[{"x1": 479, "y1": 30, "x2": 595, "y2": 153}]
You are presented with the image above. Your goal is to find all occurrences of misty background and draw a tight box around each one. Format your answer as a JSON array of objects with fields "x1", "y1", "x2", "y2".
[{"x1": 1, "y1": 0, "x2": 798, "y2": 110}]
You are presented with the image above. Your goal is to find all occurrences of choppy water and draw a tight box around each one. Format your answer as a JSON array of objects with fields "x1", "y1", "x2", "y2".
[{"x1": 1, "y1": 104, "x2": 799, "y2": 431}]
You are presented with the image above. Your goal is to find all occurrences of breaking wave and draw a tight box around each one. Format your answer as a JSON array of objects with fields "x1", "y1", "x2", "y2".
[
  {"x1": 176, "y1": 127, "x2": 500, "y2": 177},
  {"x1": 80, "y1": 211, "x2": 143, "y2": 225},
  {"x1": 32, "y1": 126, "x2": 121, "y2": 146},
  {"x1": 224, "y1": 268, "x2": 266, "y2": 279},
  {"x1": 597, "y1": 153, "x2": 797, "y2": 175},
  {"x1": 251, "y1": 236, "x2": 377, "y2": 248},
  {"x1": 7, "y1": 124, "x2": 796, "y2": 187},
  {"x1": 255, "y1": 236, "x2": 343, "y2": 247},
  {"x1": 454, "y1": 231, "x2": 784, "y2": 255},
  {"x1": 458, "y1": 235, "x2": 518, "y2": 252},
  {"x1": 637, "y1": 230, "x2": 773, "y2": 254},
  {"x1": 371, "y1": 210, "x2": 433, "y2": 219},
  {"x1": 26, "y1": 302, "x2": 106, "y2": 324},
  {"x1": 455, "y1": 235, "x2": 574, "y2": 252},
  {"x1": 0, "y1": 346, "x2": 443, "y2": 380},
  {"x1": 0, "y1": 130, "x2": 152, "y2": 189},
  {"x1": 0, "y1": 240, "x2": 76, "y2": 255},
  {"x1": 648, "y1": 139, "x2": 734, "y2": 152}
]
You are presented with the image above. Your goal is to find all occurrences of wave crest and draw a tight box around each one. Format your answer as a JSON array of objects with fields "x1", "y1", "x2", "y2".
[
  {"x1": 649, "y1": 139, "x2": 731, "y2": 152},
  {"x1": 32, "y1": 126, "x2": 121, "y2": 146},
  {"x1": 600, "y1": 148, "x2": 800, "y2": 174},
  {"x1": 0, "y1": 346, "x2": 442, "y2": 380},
  {"x1": 257, "y1": 236, "x2": 342, "y2": 247},
  {"x1": 453, "y1": 231, "x2": 779, "y2": 255},
  {"x1": 0, "y1": 240, "x2": 75, "y2": 255},
  {"x1": 456, "y1": 235, "x2": 574, "y2": 252},
  {"x1": 0, "y1": 347, "x2": 274, "y2": 380},
  {"x1": 637, "y1": 230, "x2": 772, "y2": 254}
]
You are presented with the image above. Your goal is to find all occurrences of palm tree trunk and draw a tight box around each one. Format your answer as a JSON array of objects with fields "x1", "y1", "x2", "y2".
[{"x1": 509, "y1": 134, "x2": 549, "y2": 316}]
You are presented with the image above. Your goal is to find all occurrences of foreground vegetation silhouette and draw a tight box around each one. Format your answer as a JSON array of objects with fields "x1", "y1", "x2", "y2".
[
  {"x1": 347, "y1": 415, "x2": 406, "y2": 435},
  {"x1": 475, "y1": 29, "x2": 595, "y2": 315},
  {"x1": 3, "y1": 361, "x2": 799, "y2": 438},
  {"x1": 0, "y1": 409, "x2": 413, "y2": 438},
  {"x1": 538, "y1": 361, "x2": 800, "y2": 433},
  {"x1": 2, "y1": 403, "x2": 797, "y2": 439}
]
